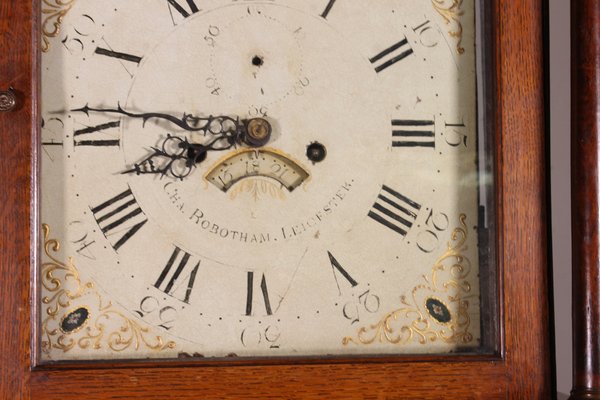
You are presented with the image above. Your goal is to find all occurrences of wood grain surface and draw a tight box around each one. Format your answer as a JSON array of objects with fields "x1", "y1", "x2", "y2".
[
  {"x1": 570, "y1": 1, "x2": 600, "y2": 399},
  {"x1": 0, "y1": 0, "x2": 34, "y2": 399},
  {"x1": 0, "y1": 0, "x2": 552, "y2": 398}
]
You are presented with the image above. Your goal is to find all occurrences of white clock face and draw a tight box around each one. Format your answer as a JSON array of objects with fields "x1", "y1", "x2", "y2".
[{"x1": 40, "y1": 0, "x2": 482, "y2": 361}]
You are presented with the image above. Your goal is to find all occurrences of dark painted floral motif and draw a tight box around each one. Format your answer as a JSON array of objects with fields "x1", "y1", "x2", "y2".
[
  {"x1": 60, "y1": 307, "x2": 90, "y2": 333},
  {"x1": 426, "y1": 298, "x2": 452, "y2": 324},
  {"x1": 40, "y1": 224, "x2": 177, "y2": 356}
]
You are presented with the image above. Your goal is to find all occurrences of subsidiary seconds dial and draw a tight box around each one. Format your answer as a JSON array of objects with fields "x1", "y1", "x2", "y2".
[{"x1": 207, "y1": 5, "x2": 307, "y2": 106}]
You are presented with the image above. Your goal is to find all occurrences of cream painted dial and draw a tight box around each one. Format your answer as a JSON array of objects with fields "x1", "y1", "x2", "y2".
[{"x1": 40, "y1": 0, "x2": 482, "y2": 361}]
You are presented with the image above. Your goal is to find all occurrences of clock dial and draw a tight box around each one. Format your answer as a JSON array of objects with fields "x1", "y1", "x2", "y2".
[{"x1": 39, "y1": 0, "x2": 483, "y2": 361}]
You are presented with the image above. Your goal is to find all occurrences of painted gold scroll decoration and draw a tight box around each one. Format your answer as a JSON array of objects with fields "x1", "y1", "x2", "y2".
[
  {"x1": 343, "y1": 214, "x2": 475, "y2": 347},
  {"x1": 432, "y1": 0, "x2": 465, "y2": 55},
  {"x1": 42, "y1": 0, "x2": 77, "y2": 52},
  {"x1": 40, "y1": 224, "x2": 176, "y2": 356}
]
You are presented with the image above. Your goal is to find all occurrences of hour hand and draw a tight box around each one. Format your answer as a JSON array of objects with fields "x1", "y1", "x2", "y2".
[
  {"x1": 122, "y1": 134, "x2": 236, "y2": 180},
  {"x1": 122, "y1": 135, "x2": 195, "y2": 180}
]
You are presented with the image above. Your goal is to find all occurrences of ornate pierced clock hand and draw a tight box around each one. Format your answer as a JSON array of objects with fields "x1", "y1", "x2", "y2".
[
  {"x1": 122, "y1": 134, "x2": 238, "y2": 180},
  {"x1": 73, "y1": 104, "x2": 242, "y2": 134},
  {"x1": 72, "y1": 104, "x2": 272, "y2": 146},
  {"x1": 74, "y1": 104, "x2": 273, "y2": 180}
]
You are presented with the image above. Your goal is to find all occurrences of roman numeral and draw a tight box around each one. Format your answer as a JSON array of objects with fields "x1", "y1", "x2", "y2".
[
  {"x1": 95, "y1": 47, "x2": 143, "y2": 64},
  {"x1": 155, "y1": 246, "x2": 200, "y2": 304},
  {"x1": 74, "y1": 121, "x2": 120, "y2": 147},
  {"x1": 246, "y1": 271, "x2": 272, "y2": 316},
  {"x1": 392, "y1": 119, "x2": 435, "y2": 148},
  {"x1": 370, "y1": 38, "x2": 414, "y2": 73},
  {"x1": 327, "y1": 252, "x2": 358, "y2": 295},
  {"x1": 321, "y1": 0, "x2": 337, "y2": 18},
  {"x1": 368, "y1": 186, "x2": 421, "y2": 237},
  {"x1": 91, "y1": 188, "x2": 147, "y2": 251},
  {"x1": 167, "y1": 0, "x2": 200, "y2": 20}
]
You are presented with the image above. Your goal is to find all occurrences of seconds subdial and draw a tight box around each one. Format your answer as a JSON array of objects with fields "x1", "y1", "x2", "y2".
[{"x1": 208, "y1": 6, "x2": 306, "y2": 106}]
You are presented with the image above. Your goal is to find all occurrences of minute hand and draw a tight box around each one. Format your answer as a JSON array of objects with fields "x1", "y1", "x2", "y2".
[{"x1": 72, "y1": 104, "x2": 241, "y2": 133}]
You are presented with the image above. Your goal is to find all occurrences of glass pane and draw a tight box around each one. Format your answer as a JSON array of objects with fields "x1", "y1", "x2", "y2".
[{"x1": 37, "y1": 0, "x2": 496, "y2": 362}]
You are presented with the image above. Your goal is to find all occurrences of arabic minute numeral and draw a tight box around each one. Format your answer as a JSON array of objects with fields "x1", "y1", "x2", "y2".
[
  {"x1": 134, "y1": 296, "x2": 178, "y2": 331},
  {"x1": 342, "y1": 290, "x2": 380, "y2": 325}
]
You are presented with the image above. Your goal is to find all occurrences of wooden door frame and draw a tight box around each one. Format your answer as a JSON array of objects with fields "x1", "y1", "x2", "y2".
[{"x1": 0, "y1": 0, "x2": 552, "y2": 398}]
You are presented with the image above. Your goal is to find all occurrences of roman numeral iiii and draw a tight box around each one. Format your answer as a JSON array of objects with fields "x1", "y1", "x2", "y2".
[
  {"x1": 90, "y1": 188, "x2": 147, "y2": 251},
  {"x1": 368, "y1": 186, "x2": 421, "y2": 237}
]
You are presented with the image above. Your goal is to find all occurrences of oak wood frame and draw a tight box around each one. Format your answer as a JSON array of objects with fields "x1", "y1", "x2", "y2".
[{"x1": 0, "y1": 0, "x2": 551, "y2": 398}]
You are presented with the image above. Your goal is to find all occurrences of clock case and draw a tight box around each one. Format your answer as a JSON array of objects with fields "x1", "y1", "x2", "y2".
[{"x1": 0, "y1": 0, "x2": 552, "y2": 398}]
